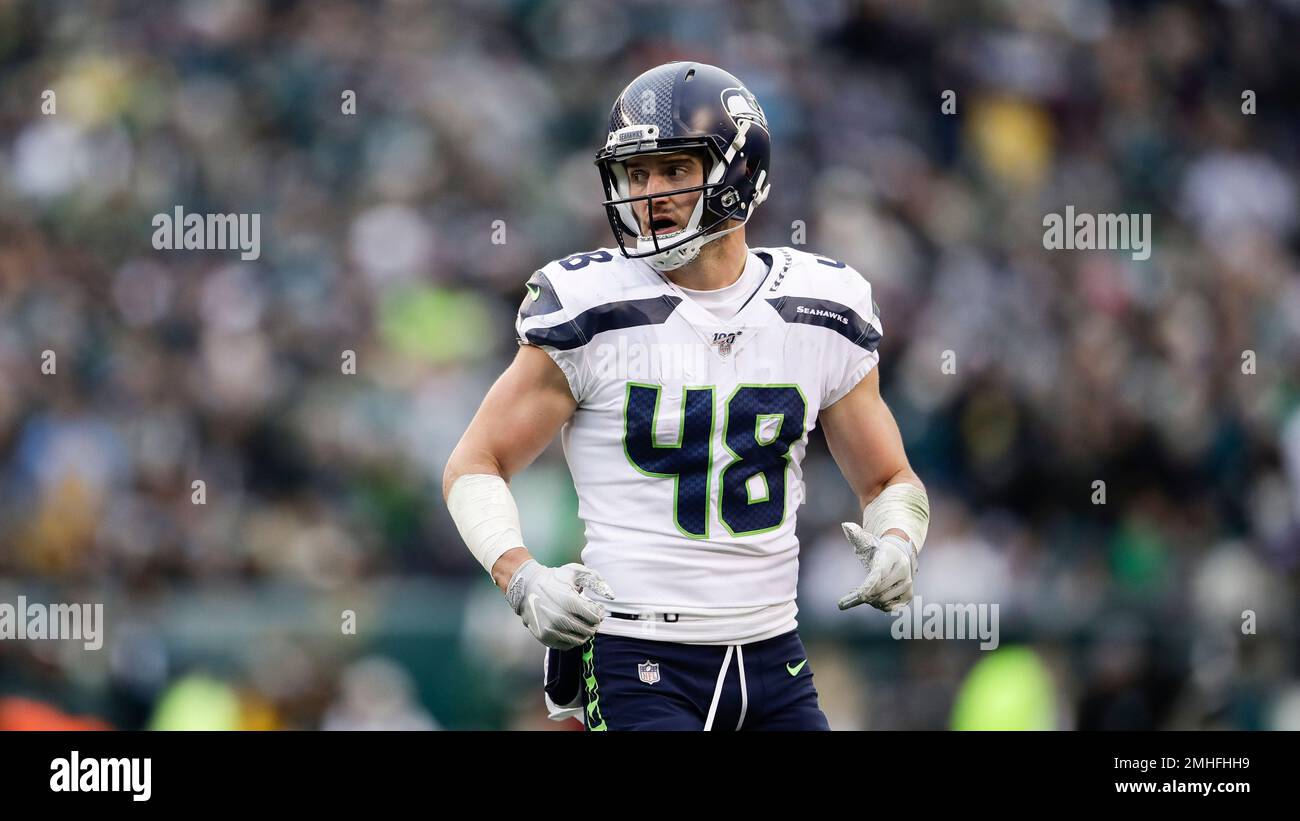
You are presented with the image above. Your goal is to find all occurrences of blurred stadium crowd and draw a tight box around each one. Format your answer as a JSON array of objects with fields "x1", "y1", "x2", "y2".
[{"x1": 0, "y1": 0, "x2": 1298, "y2": 730}]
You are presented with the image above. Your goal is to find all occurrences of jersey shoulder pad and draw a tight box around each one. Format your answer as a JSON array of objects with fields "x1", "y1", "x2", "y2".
[
  {"x1": 516, "y1": 248, "x2": 614, "y2": 322},
  {"x1": 770, "y1": 247, "x2": 873, "y2": 303},
  {"x1": 756, "y1": 247, "x2": 882, "y2": 351},
  {"x1": 534, "y1": 247, "x2": 650, "y2": 313},
  {"x1": 516, "y1": 248, "x2": 661, "y2": 350}
]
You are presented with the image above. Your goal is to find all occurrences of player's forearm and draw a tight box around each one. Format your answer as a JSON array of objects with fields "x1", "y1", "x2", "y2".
[
  {"x1": 443, "y1": 456, "x2": 530, "y2": 592},
  {"x1": 442, "y1": 443, "x2": 506, "y2": 502},
  {"x1": 443, "y1": 452, "x2": 529, "y2": 580},
  {"x1": 857, "y1": 467, "x2": 923, "y2": 514},
  {"x1": 857, "y1": 469, "x2": 929, "y2": 552}
]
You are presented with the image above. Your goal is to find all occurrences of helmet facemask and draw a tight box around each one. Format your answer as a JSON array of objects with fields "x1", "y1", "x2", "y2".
[{"x1": 597, "y1": 122, "x2": 765, "y2": 272}]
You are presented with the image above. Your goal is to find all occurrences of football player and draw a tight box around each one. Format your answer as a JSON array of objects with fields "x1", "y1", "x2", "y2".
[{"x1": 444, "y1": 62, "x2": 929, "y2": 730}]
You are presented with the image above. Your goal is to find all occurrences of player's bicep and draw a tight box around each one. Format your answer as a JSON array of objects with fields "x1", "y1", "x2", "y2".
[
  {"x1": 819, "y1": 366, "x2": 913, "y2": 505},
  {"x1": 446, "y1": 345, "x2": 577, "y2": 484}
]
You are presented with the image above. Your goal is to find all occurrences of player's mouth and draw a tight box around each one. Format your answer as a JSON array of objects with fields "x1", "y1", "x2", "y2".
[{"x1": 650, "y1": 215, "x2": 681, "y2": 236}]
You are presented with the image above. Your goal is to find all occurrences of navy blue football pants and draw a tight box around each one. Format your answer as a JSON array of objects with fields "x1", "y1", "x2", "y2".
[{"x1": 578, "y1": 629, "x2": 830, "y2": 731}]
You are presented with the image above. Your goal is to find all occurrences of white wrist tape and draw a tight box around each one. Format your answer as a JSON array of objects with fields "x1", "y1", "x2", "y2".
[
  {"x1": 446, "y1": 473, "x2": 525, "y2": 575},
  {"x1": 862, "y1": 482, "x2": 930, "y2": 554}
]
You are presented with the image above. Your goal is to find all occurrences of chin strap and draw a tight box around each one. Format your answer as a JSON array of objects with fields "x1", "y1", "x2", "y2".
[{"x1": 645, "y1": 220, "x2": 747, "y2": 272}]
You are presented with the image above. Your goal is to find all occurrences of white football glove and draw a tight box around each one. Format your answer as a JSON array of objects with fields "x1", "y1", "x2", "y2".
[
  {"x1": 504, "y1": 560, "x2": 615, "y2": 649},
  {"x1": 837, "y1": 525, "x2": 919, "y2": 614}
]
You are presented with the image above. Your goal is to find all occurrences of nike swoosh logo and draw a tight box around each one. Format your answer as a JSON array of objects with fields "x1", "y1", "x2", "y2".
[
  {"x1": 787, "y1": 659, "x2": 807, "y2": 676},
  {"x1": 528, "y1": 594, "x2": 541, "y2": 627},
  {"x1": 526, "y1": 283, "x2": 540, "y2": 300}
]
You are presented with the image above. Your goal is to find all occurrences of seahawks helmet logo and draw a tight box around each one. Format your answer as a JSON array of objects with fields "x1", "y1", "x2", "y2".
[{"x1": 721, "y1": 87, "x2": 766, "y2": 128}]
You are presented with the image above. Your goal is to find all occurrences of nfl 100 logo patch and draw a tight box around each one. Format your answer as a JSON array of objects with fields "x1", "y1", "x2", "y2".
[
  {"x1": 711, "y1": 330, "x2": 741, "y2": 356},
  {"x1": 637, "y1": 660, "x2": 661, "y2": 685}
]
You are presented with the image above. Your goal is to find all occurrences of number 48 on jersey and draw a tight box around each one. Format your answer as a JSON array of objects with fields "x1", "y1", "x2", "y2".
[{"x1": 623, "y1": 382, "x2": 807, "y2": 539}]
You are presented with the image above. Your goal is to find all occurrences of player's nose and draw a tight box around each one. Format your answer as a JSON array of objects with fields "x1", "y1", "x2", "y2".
[
  {"x1": 644, "y1": 169, "x2": 679, "y2": 197},
  {"x1": 643, "y1": 172, "x2": 666, "y2": 196},
  {"x1": 648, "y1": 178, "x2": 682, "y2": 216}
]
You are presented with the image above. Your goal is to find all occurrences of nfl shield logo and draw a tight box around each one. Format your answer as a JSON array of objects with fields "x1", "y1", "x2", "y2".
[{"x1": 637, "y1": 661, "x2": 661, "y2": 685}]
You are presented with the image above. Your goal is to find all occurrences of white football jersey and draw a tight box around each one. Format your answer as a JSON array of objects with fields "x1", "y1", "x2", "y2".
[{"x1": 515, "y1": 246, "x2": 883, "y2": 644}]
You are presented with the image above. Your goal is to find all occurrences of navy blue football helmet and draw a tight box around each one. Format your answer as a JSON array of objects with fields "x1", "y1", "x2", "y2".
[{"x1": 595, "y1": 62, "x2": 772, "y2": 271}]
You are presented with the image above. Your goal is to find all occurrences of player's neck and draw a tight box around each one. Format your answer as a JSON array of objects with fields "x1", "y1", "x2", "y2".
[{"x1": 662, "y1": 228, "x2": 748, "y2": 291}]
